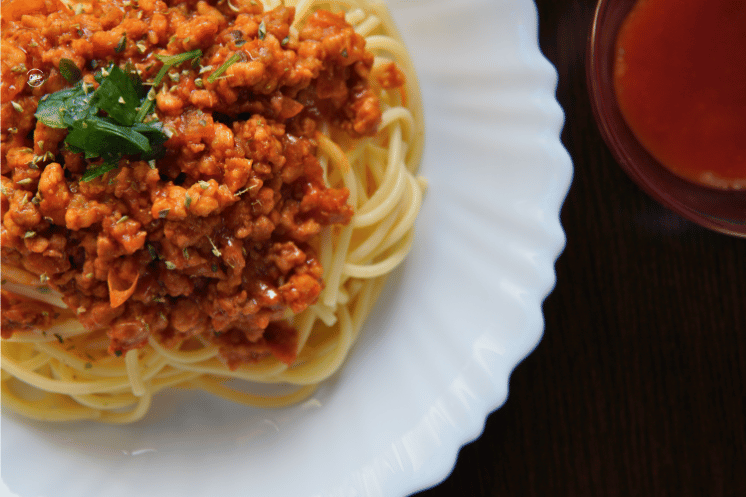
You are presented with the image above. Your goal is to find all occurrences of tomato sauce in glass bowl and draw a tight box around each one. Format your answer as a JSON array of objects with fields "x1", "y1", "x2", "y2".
[{"x1": 588, "y1": 0, "x2": 746, "y2": 236}]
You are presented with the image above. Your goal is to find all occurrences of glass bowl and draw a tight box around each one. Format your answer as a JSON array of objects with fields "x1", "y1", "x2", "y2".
[{"x1": 587, "y1": 0, "x2": 746, "y2": 237}]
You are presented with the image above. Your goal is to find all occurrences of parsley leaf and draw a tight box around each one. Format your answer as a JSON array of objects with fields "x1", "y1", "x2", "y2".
[
  {"x1": 34, "y1": 60, "x2": 173, "y2": 182},
  {"x1": 65, "y1": 115, "x2": 151, "y2": 157},
  {"x1": 132, "y1": 121, "x2": 169, "y2": 161},
  {"x1": 36, "y1": 85, "x2": 90, "y2": 128},
  {"x1": 91, "y1": 65, "x2": 140, "y2": 126},
  {"x1": 59, "y1": 58, "x2": 82, "y2": 84}
]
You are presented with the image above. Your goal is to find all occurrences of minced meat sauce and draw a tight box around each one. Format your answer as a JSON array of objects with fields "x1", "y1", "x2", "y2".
[{"x1": 0, "y1": 0, "x2": 389, "y2": 368}]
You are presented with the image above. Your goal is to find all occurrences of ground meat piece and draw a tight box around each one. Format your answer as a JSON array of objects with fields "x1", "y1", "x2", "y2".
[
  {"x1": 38, "y1": 163, "x2": 71, "y2": 226},
  {"x1": 376, "y1": 62, "x2": 407, "y2": 89},
  {"x1": 0, "y1": 290, "x2": 59, "y2": 337},
  {"x1": 214, "y1": 321, "x2": 298, "y2": 369}
]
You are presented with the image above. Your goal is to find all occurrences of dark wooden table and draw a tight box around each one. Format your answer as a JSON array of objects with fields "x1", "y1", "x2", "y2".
[{"x1": 415, "y1": 0, "x2": 746, "y2": 495}]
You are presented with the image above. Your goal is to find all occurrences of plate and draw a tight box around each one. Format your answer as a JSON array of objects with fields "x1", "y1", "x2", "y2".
[{"x1": 0, "y1": 0, "x2": 572, "y2": 495}]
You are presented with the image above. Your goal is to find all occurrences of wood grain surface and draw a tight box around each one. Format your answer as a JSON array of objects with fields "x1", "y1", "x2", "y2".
[{"x1": 414, "y1": 0, "x2": 746, "y2": 495}]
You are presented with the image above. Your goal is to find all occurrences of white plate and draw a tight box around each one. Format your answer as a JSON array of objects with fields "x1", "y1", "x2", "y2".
[{"x1": 0, "y1": 0, "x2": 572, "y2": 495}]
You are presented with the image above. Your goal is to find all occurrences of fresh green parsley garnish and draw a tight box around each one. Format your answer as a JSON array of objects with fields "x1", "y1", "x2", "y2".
[
  {"x1": 35, "y1": 62, "x2": 167, "y2": 181},
  {"x1": 258, "y1": 21, "x2": 267, "y2": 40},
  {"x1": 135, "y1": 49, "x2": 202, "y2": 121},
  {"x1": 59, "y1": 58, "x2": 82, "y2": 84},
  {"x1": 35, "y1": 52, "x2": 202, "y2": 182},
  {"x1": 206, "y1": 53, "x2": 242, "y2": 84}
]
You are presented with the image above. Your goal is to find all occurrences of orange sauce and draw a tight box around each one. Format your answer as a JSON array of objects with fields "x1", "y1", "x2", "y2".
[{"x1": 614, "y1": 0, "x2": 746, "y2": 189}]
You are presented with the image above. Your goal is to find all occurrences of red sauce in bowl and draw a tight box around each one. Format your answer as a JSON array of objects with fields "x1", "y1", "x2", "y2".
[{"x1": 614, "y1": 0, "x2": 746, "y2": 189}]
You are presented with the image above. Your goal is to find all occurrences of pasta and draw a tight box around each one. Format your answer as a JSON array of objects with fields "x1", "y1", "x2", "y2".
[{"x1": 0, "y1": 0, "x2": 425, "y2": 423}]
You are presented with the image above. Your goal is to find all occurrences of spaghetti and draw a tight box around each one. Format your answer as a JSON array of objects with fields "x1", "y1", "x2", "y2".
[{"x1": 1, "y1": 0, "x2": 425, "y2": 423}]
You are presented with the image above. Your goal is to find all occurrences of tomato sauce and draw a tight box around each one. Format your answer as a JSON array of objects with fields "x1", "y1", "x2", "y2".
[{"x1": 614, "y1": 0, "x2": 746, "y2": 189}]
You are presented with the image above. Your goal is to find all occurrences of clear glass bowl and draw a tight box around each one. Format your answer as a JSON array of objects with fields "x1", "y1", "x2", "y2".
[{"x1": 587, "y1": 0, "x2": 746, "y2": 237}]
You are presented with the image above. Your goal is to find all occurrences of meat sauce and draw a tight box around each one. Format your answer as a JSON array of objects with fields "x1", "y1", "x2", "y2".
[
  {"x1": 614, "y1": 0, "x2": 746, "y2": 189},
  {"x1": 0, "y1": 0, "x2": 393, "y2": 368}
]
